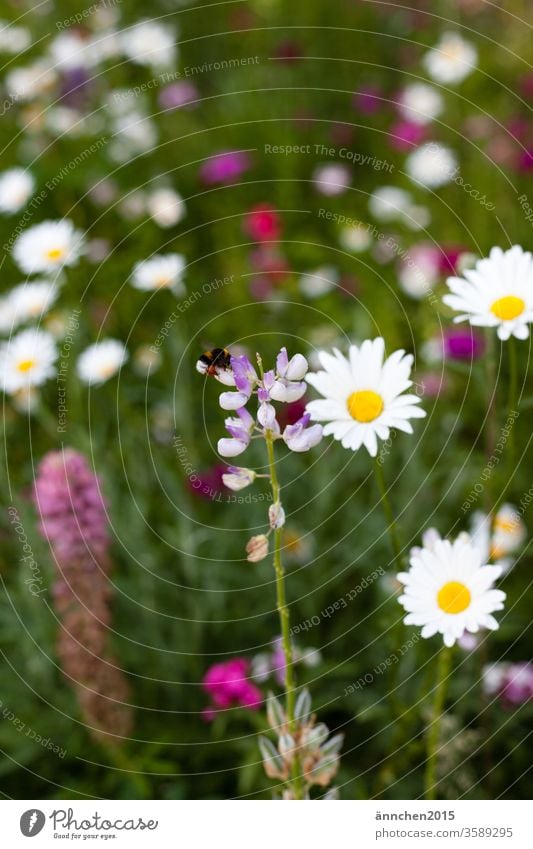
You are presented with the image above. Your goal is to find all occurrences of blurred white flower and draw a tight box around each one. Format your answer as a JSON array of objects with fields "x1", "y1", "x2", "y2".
[
  {"x1": 368, "y1": 186, "x2": 412, "y2": 221},
  {"x1": 339, "y1": 223, "x2": 372, "y2": 253},
  {"x1": 147, "y1": 188, "x2": 186, "y2": 228},
  {"x1": 133, "y1": 345, "x2": 162, "y2": 376},
  {"x1": 398, "y1": 82, "x2": 444, "y2": 125},
  {"x1": 7, "y1": 281, "x2": 58, "y2": 325},
  {"x1": 77, "y1": 340, "x2": 128, "y2": 386},
  {"x1": 122, "y1": 20, "x2": 176, "y2": 69},
  {"x1": 5, "y1": 61, "x2": 57, "y2": 101},
  {"x1": 0, "y1": 168, "x2": 34, "y2": 213},
  {"x1": 469, "y1": 505, "x2": 526, "y2": 574},
  {"x1": 13, "y1": 219, "x2": 85, "y2": 275},
  {"x1": 0, "y1": 296, "x2": 17, "y2": 334},
  {"x1": 45, "y1": 106, "x2": 90, "y2": 137},
  {"x1": 423, "y1": 32, "x2": 478, "y2": 85},
  {"x1": 299, "y1": 265, "x2": 337, "y2": 298},
  {"x1": 119, "y1": 191, "x2": 147, "y2": 221},
  {"x1": 443, "y1": 245, "x2": 533, "y2": 341},
  {"x1": 111, "y1": 112, "x2": 158, "y2": 160},
  {"x1": 131, "y1": 254, "x2": 186, "y2": 292},
  {"x1": 48, "y1": 31, "x2": 99, "y2": 70},
  {"x1": 0, "y1": 20, "x2": 31, "y2": 53},
  {"x1": 312, "y1": 163, "x2": 351, "y2": 196},
  {"x1": 0, "y1": 328, "x2": 57, "y2": 394},
  {"x1": 405, "y1": 142, "x2": 458, "y2": 188},
  {"x1": 398, "y1": 244, "x2": 441, "y2": 299}
]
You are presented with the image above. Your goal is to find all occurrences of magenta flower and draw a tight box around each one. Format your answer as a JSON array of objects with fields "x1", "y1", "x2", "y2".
[
  {"x1": 353, "y1": 85, "x2": 382, "y2": 114},
  {"x1": 517, "y1": 148, "x2": 533, "y2": 172},
  {"x1": 443, "y1": 327, "x2": 485, "y2": 360},
  {"x1": 202, "y1": 658, "x2": 262, "y2": 719},
  {"x1": 501, "y1": 663, "x2": 533, "y2": 705},
  {"x1": 249, "y1": 245, "x2": 290, "y2": 282},
  {"x1": 484, "y1": 662, "x2": 533, "y2": 707},
  {"x1": 187, "y1": 465, "x2": 225, "y2": 499},
  {"x1": 244, "y1": 204, "x2": 281, "y2": 242},
  {"x1": 388, "y1": 120, "x2": 426, "y2": 151},
  {"x1": 438, "y1": 246, "x2": 466, "y2": 276},
  {"x1": 200, "y1": 150, "x2": 251, "y2": 185}
]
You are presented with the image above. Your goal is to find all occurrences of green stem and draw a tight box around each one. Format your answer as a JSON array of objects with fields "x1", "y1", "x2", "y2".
[
  {"x1": 107, "y1": 745, "x2": 151, "y2": 798},
  {"x1": 483, "y1": 329, "x2": 497, "y2": 513},
  {"x1": 506, "y1": 336, "x2": 518, "y2": 471},
  {"x1": 374, "y1": 459, "x2": 404, "y2": 571},
  {"x1": 265, "y1": 432, "x2": 303, "y2": 800},
  {"x1": 425, "y1": 646, "x2": 453, "y2": 800}
]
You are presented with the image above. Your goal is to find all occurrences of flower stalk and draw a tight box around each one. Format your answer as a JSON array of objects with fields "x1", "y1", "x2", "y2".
[
  {"x1": 425, "y1": 645, "x2": 453, "y2": 800},
  {"x1": 265, "y1": 430, "x2": 303, "y2": 799},
  {"x1": 374, "y1": 458, "x2": 404, "y2": 571}
]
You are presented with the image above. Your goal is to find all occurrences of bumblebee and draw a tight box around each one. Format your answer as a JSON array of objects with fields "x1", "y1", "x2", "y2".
[{"x1": 196, "y1": 347, "x2": 232, "y2": 380}]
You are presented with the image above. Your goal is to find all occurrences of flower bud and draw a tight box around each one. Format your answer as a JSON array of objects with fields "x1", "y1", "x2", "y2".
[
  {"x1": 246, "y1": 534, "x2": 269, "y2": 562},
  {"x1": 268, "y1": 501, "x2": 286, "y2": 529},
  {"x1": 222, "y1": 466, "x2": 256, "y2": 491}
]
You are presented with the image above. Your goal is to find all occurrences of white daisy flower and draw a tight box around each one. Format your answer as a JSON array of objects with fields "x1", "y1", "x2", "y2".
[
  {"x1": 121, "y1": 20, "x2": 176, "y2": 69},
  {"x1": 469, "y1": 505, "x2": 526, "y2": 575},
  {"x1": 305, "y1": 337, "x2": 426, "y2": 456},
  {"x1": 8, "y1": 281, "x2": 58, "y2": 325},
  {"x1": 0, "y1": 328, "x2": 57, "y2": 394},
  {"x1": 423, "y1": 32, "x2": 478, "y2": 85},
  {"x1": 131, "y1": 254, "x2": 186, "y2": 293},
  {"x1": 405, "y1": 142, "x2": 458, "y2": 188},
  {"x1": 397, "y1": 536, "x2": 506, "y2": 647},
  {"x1": 398, "y1": 82, "x2": 444, "y2": 125},
  {"x1": 77, "y1": 340, "x2": 128, "y2": 386},
  {"x1": 0, "y1": 168, "x2": 34, "y2": 213},
  {"x1": 443, "y1": 245, "x2": 533, "y2": 341},
  {"x1": 12, "y1": 219, "x2": 85, "y2": 276}
]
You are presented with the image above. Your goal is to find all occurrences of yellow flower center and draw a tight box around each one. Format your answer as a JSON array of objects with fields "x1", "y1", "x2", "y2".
[
  {"x1": 437, "y1": 581, "x2": 471, "y2": 614},
  {"x1": 99, "y1": 362, "x2": 116, "y2": 378},
  {"x1": 46, "y1": 247, "x2": 65, "y2": 261},
  {"x1": 490, "y1": 295, "x2": 525, "y2": 321},
  {"x1": 155, "y1": 276, "x2": 171, "y2": 288},
  {"x1": 442, "y1": 43, "x2": 462, "y2": 61},
  {"x1": 493, "y1": 517, "x2": 517, "y2": 533},
  {"x1": 347, "y1": 390, "x2": 384, "y2": 422},
  {"x1": 17, "y1": 358, "x2": 35, "y2": 373}
]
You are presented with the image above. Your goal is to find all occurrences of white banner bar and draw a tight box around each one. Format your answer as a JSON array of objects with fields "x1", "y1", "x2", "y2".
[{"x1": 1, "y1": 800, "x2": 531, "y2": 848}]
